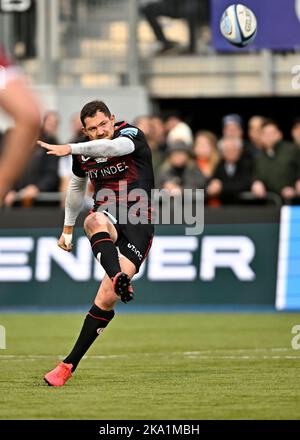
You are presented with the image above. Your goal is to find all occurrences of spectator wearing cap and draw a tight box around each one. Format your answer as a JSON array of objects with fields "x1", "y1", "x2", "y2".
[
  {"x1": 222, "y1": 114, "x2": 243, "y2": 139},
  {"x1": 291, "y1": 117, "x2": 300, "y2": 149},
  {"x1": 206, "y1": 137, "x2": 253, "y2": 204},
  {"x1": 158, "y1": 141, "x2": 206, "y2": 194},
  {"x1": 222, "y1": 113, "x2": 256, "y2": 159},
  {"x1": 251, "y1": 119, "x2": 300, "y2": 201}
]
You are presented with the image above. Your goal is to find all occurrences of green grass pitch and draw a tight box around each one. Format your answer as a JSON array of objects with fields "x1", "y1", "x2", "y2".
[{"x1": 0, "y1": 312, "x2": 300, "y2": 420}]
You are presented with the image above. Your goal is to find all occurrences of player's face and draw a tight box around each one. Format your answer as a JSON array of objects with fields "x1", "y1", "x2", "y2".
[{"x1": 83, "y1": 111, "x2": 115, "y2": 140}]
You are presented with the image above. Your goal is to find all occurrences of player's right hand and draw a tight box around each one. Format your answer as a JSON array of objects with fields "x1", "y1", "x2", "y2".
[
  {"x1": 58, "y1": 233, "x2": 73, "y2": 252},
  {"x1": 38, "y1": 141, "x2": 71, "y2": 157}
]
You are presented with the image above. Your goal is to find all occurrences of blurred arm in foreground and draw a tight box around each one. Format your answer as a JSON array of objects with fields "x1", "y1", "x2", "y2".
[{"x1": 0, "y1": 50, "x2": 41, "y2": 203}]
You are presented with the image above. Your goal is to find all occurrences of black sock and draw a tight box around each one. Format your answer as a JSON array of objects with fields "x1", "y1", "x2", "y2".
[
  {"x1": 64, "y1": 304, "x2": 115, "y2": 371},
  {"x1": 90, "y1": 232, "x2": 121, "y2": 279}
]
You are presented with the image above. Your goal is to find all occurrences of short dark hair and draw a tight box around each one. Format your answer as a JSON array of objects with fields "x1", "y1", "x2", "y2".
[
  {"x1": 80, "y1": 101, "x2": 111, "y2": 126},
  {"x1": 261, "y1": 118, "x2": 281, "y2": 130}
]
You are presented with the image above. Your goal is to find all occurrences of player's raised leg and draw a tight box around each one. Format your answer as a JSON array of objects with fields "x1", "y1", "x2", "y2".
[{"x1": 84, "y1": 211, "x2": 134, "y2": 303}]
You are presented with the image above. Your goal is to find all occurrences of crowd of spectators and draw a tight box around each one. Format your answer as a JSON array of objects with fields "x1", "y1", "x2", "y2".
[
  {"x1": 1, "y1": 110, "x2": 300, "y2": 209},
  {"x1": 135, "y1": 112, "x2": 300, "y2": 206}
]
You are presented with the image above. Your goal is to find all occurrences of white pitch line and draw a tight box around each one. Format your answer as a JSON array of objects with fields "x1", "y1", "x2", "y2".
[
  {"x1": 183, "y1": 347, "x2": 289, "y2": 355},
  {"x1": 184, "y1": 355, "x2": 300, "y2": 360},
  {"x1": 0, "y1": 349, "x2": 300, "y2": 361},
  {"x1": 0, "y1": 354, "x2": 129, "y2": 360}
]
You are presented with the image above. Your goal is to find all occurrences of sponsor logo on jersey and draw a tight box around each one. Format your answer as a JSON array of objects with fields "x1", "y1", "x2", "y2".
[
  {"x1": 87, "y1": 161, "x2": 129, "y2": 179},
  {"x1": 127, "y1": 243, "x2": 143, "y2": 261},
  {"x1": 120, "y1": 127, "x2": 138, "y2": 138},
  {"x1": 81, "y1": 156, "x2": 108, "y2": 163}
]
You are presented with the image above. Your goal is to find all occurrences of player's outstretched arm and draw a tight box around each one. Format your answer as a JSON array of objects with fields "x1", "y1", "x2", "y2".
[
  {"x1": 70, "y1": 137, "x2": 134, "y2": 157},
  {"x1": 38, "y1": 137, "x2": 134, "y2": 158}
]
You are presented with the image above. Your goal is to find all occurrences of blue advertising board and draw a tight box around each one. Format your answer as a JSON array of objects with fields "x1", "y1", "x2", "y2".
[
  {"x1": 276, "y1": 206, "x2": 300, "y2": 310},
  {"x1": 211, "y1": 0, "x2": 300, "y2": 51},
  {"x1": 0, "y1": 223, "x2": 278, "y2": 308}
]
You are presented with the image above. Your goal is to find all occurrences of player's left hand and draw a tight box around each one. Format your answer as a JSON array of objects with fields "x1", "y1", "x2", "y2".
[{"x1": 38, "y1": 140, "x2": 71, "y2": 156}]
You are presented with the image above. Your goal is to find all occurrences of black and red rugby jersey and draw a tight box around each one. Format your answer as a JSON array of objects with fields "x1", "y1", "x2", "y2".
[{"x1": 72, "y1": 121, "x2": 155, "y2": 213}]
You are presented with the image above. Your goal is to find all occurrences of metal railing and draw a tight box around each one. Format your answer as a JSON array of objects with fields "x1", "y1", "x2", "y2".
[{"x1": 238, "y1": 191, "x2": 283, "y2": 207}]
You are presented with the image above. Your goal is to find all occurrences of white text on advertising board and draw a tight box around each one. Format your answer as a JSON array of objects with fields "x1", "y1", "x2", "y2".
[{"x1": 0, "y1": 236, "x2": 255, "y2": 282}]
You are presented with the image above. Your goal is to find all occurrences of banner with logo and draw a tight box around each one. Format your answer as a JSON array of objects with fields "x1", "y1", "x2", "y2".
[
  {"x1": 211, "y1": 0, "x2": 300, "y2": 51},
  {"x1": 0, "y1": 223, "x2": 279, "y2": 307},
  {"x1": 276, "y1": 206, "x2": 300, "y2": 310}
]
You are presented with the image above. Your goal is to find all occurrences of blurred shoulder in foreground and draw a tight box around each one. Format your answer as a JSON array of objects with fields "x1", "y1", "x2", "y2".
[{"x1": 0, "y1": 47, "x2": 41, "y2": 203}]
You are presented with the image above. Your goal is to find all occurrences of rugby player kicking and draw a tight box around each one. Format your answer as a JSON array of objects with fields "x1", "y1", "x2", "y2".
[{"x1": 38, "y1": 100, "x2": 154, "y2": 386}]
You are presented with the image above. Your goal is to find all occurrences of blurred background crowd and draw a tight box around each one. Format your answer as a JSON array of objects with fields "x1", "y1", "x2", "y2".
[
  {"x1": 1, "y1": 110, "x2": 300, "y2": 208},
  {"x1": 1, "y1": 0, "x2": 300, "y2": 209}
]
